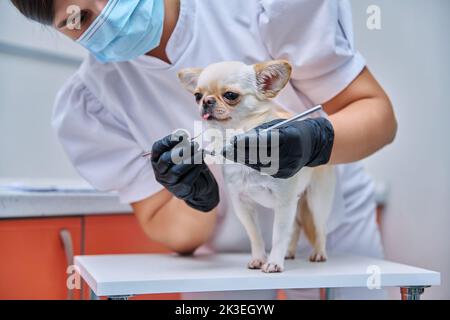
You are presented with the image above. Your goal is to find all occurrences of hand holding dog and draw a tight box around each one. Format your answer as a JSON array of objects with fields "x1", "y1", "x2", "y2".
[{"x1": 223, "y1": 118, "x2": 335, "y2": 179}]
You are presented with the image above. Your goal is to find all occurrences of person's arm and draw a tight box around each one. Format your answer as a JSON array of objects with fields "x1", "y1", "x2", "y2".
[
  {"x1": 132, "y1": 189, "x2": 217, "y2": 255},
  {"x1": 225, "y1": 67, "x2": 397, "y2": 179},
  {"x1": 325, "y1": 67, "x2": 397, "y2": 164},
  {"x1": 132, "y1": 131, "x2": 220, "y2": 255}
]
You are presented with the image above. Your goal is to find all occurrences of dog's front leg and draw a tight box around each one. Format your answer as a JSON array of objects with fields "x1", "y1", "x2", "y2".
[
  {"x1": 228, "y1": 190, "x2": 267, "y2": 269},
  {"x1": 263, "y1": 199, "x2": 298, "y2": 273}
]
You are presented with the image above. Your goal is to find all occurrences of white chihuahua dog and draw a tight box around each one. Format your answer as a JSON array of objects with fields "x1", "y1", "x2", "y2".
[{"x1": 178, "y1": 60, "x2": 335, "y2": 273}]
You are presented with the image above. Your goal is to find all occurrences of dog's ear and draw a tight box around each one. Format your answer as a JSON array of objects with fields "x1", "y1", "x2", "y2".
[
  {"x1": 177, "y1": 68, "x2": 203, "y2": 93},
  {"x1": 254, "y1": 60, "x2": 292, "y2": 99}
]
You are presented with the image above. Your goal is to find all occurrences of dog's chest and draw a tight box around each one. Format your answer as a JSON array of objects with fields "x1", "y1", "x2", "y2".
[{"x1": 223, "y1": 164, "x2": 279, "y2": 208}]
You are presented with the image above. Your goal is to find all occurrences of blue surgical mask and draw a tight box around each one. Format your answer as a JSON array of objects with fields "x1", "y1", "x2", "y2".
[{"x1": 77, "y1": 0, "x2": 165, "y2": 63}]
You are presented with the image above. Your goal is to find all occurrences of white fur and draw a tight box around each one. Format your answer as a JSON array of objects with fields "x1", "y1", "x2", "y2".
[{"x1": 178, "y1": 61, "x2": 336, "y2": 273}]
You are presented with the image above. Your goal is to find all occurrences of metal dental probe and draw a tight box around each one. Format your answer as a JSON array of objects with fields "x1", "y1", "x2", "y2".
[
  {"x1": 141, "y1": 149, "x2": 215, "y2": 158},
  {"x1": 141, "y1": 130, "x2": 212, "y2": 158},
  {"x1": 260, "y1": 105, "x2": 323, "y2": 132},
  {"x1": 142, "y1": 105, "x2": 323, "y2": 159}
]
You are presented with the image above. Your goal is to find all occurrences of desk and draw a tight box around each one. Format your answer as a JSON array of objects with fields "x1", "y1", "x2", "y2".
[
  {"x1": 0, "y1": 189, "x2": 131, "y2": 218},
  {"x1": 75, "y1": 253, "x2": 440, "y2": 300}
]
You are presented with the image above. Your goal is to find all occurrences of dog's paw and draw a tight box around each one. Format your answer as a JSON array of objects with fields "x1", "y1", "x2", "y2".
[
  {"x1": 286, "y1": 241, "x2": 299, "y2": 260},
  {"x1": 309, "y1": 251, "x2": 327, "y2": 263},
  {"x1": 285, "y1": 252, "x2": 296, "y2": 260},
  {"x1": 247, "y1": 257, "x2": 266, "y2": 270},
  {"x1": 261, "y1": 262, "x2": 284, "y2": 273}
]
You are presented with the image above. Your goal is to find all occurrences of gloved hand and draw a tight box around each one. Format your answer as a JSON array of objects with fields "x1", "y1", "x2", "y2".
[
  {"x1": 151, "y1": 131, "x2": 220, "y2": 212},
  {"x1": 223, "y1": 118, "x2": 335, "y2": 179}
]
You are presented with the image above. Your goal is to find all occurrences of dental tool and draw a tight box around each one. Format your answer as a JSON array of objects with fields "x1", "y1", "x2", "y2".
[
  {"x1": 260, "y1": 105, "x2": 323, "y2": 132},
  {"x1": 141, "y1": 129, "x2": 210, "y2": 159},
  {"x1": 141, "y1": 149, "x2": 216, "y2": 159},
  {"x1": 142, "y1": 105, "x2": 323, "y2": 159}
]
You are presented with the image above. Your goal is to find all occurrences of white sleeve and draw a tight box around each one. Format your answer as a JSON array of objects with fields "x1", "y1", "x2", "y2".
[
  {"x1": 52, "y1": 75, "x2": 164, "y2": 204},
  {"x1": 258, "y1": 0, "x2": 366, "y2": 104}
]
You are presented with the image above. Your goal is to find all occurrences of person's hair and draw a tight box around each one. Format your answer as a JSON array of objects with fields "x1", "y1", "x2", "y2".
[{"x1": 10, "y1": 0, "x2": 55, "y2": 25}]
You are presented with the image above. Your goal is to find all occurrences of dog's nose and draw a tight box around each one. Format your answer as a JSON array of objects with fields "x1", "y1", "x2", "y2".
[{"x1": 203, "y1": 96, "x2": 216, "y2": 108}]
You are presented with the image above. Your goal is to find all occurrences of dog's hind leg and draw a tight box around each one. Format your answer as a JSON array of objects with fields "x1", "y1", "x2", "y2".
[
  {"x1": 285, "y1": 197, "x2": 304, "y2": 260},
  {"x1": 306, "y1": 167, "x2": 336, "y2": 262}
]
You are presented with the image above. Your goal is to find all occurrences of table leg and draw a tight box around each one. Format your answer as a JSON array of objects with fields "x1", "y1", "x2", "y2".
[
  {"x1": 400, "y1": 286, "x2": 429, "y2": 300},
  {"x1": 107, "y1": 295, "x2": 133, "y2": 300},
  {"x1": 89, "y1": 289, "x2": 99, "y2": 300},
  {"x1": 320, "y1": 288, "x2": 333, "y2": 300},
  {"x1": 89, "y1": 288, "x2": 132, "y2": 300}
]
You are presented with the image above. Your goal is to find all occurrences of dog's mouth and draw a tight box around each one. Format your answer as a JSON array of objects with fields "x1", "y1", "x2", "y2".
[
  {"x1": 202, "y1": 112, "x2": 231, "y2": 122},
  {"x1": 202, "y1": 113, "x2": 213, "y2": 121}
]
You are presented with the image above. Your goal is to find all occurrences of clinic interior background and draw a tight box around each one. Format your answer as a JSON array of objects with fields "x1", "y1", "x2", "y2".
[{"x1": 0, "y1": 0, "x2": 449, "y2": 299}]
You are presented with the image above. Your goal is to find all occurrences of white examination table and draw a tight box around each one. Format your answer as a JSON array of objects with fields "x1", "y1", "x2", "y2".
[{"x1": 75, "y1": 253, "x2": 440, "y2": 300}]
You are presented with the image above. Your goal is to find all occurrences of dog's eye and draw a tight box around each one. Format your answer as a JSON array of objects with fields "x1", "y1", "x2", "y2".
[
  {"x1": 223, "y1": 92, "x2": 240, "y2": 101},
  {"x1": 194, "y1": 93, "x2": 203, "y2": 103}
]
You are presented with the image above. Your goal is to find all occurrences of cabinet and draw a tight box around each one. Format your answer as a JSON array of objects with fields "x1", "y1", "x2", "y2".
[
  {"x1": 0, "y1": 214, "x2": 180, "y2": 300},
  {"x1": 0, "y1": 217, "x2": 82, "y2": 300}
]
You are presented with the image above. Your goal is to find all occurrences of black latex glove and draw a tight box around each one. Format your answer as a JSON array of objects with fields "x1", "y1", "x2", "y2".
[
  {"x1": 223, "y1": 118, "x2": 335, "y2": 179},
  {"x1": 151, "y1": 131, "x2": 219, "y2": 212}
]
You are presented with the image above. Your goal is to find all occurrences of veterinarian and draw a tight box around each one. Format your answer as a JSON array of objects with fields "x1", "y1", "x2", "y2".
[{"x1": 11, "y1": 0, "x2": 397, "y2": 299}]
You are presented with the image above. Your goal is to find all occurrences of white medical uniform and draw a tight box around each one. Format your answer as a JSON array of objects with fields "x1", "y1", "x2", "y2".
[{"x1": 53, "y1": 0, "x2": 385, "y2": 299}]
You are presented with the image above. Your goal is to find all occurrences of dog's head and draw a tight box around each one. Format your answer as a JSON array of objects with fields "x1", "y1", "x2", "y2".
[{"x1": 178, "y1": 60, "x2": 292, "y2": 127}]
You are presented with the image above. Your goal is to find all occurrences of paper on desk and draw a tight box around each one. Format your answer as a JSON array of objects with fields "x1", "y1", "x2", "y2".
[{"x1": 0, "y1": 178, "x2": 96, "y2": 193}]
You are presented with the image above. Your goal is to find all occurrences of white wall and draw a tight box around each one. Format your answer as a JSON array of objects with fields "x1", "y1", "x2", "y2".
[
  {"x1": 0, "y1": 0, "x2": 85, "y2": 179},
  {"x1": 0, "y1": 0, "x2": 448, "y2": 299},
  {"x1": 0, "y1": 0, "x2": 85, "y2": 59},
  {"x1": 351, "y1": 0, "x2": 450, "y2": 299}
]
